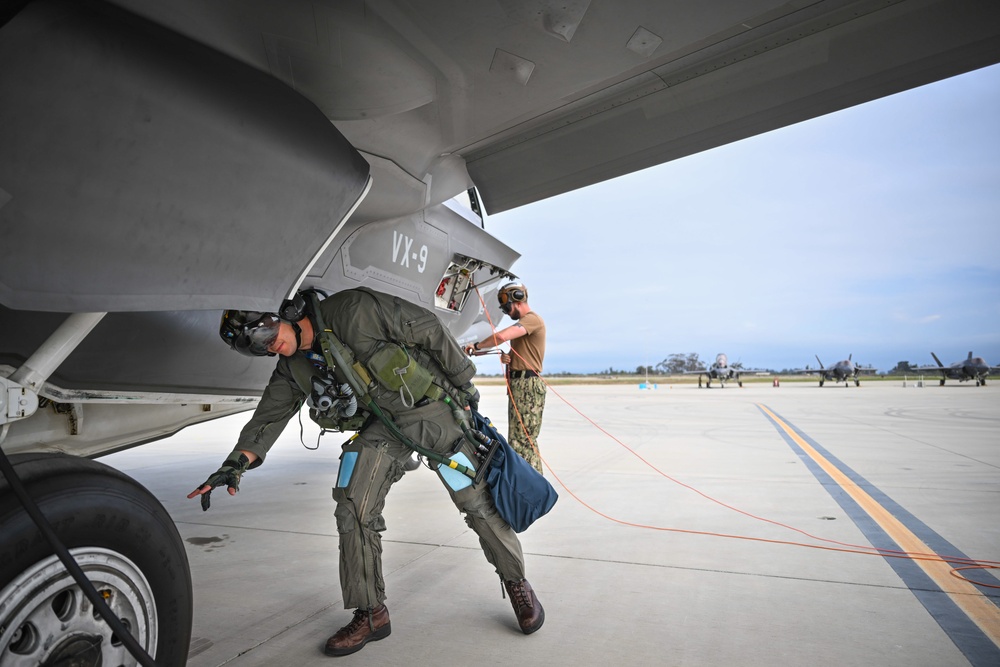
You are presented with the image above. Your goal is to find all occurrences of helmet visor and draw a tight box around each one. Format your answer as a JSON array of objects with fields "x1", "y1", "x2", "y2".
[
  {"x1": 221, "y1": 311, "x2": 281, "y2": 357},
  {"x1": 241, "y1": 314, "x2": 281, "y2": 356}
]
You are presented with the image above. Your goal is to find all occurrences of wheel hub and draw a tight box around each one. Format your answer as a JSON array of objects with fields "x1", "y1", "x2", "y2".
[
  {"x1": 46, "y1": 634, "x2": 102, "y2": 667},
  {"x1": 0, "y1": 548, "x2": 157, "y2": 666}
]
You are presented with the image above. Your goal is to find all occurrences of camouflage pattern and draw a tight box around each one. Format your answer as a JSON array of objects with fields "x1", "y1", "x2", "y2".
[{"x1": 508, "y1": 376, "x2": 546, "y2": 474}]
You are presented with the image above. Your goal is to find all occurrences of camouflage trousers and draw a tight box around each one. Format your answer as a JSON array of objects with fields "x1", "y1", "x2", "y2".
[{"x1": 507, "y1": 376, "x2": 546, "y2": 474}]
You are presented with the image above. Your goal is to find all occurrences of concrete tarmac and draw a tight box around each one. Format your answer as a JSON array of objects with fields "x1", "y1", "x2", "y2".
[{"x1": 100, "y1": 381, "x2": 1000, "y2": 666}]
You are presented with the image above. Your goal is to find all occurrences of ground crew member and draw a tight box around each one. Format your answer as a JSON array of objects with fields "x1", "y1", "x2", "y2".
[
  {"x1": 189, "y1": 287, "x2": 544, "y2": 657},
  {"x1": 464, "y1": 283, "x2": 546, "y2": 474}
]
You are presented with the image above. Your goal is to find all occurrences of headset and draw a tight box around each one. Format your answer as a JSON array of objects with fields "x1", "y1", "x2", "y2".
[
  {"x1": 279, "y1": 288, "x2": 329, "y2": 322},
  {"x1": 498, "y1": 283, "x2": 528, "y2": 307},
  {"x1": 279, "y1": 292, "x2": 308, "y2": 322}
]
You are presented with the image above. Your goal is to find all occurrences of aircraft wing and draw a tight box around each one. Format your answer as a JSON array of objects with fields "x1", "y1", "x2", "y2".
[{"x1": 5, "y1": 0, "x2": 1000, "y2": 314}]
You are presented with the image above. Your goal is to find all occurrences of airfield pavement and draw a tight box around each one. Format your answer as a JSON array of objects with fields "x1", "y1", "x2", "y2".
[{"x1": 100, "y1": 380, "x2": 1000, "y2": 666}]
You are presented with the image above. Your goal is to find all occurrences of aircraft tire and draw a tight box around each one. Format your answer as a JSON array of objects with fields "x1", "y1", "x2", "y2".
[{"x1": 0, "y1": 453, "x2": 192, "y2": 667}]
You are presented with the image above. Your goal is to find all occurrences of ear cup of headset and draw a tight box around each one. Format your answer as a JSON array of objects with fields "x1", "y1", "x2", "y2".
[
  {"x1": 499, "y1": 283, "x2": 527, "y2": 304},
  {"x1": 279, "y1": 293, "x2": 307, "y2": 321}
]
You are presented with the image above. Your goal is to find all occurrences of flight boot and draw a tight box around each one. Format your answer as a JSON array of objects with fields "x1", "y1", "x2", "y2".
[
  {"x1": 504, "y1": 578, "x2": 545, "y2": 634},
  {"x1": 324, "y1": 604, "x2": 391, "y2": 657}
]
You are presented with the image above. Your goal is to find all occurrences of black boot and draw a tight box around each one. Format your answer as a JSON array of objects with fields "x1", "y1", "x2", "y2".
[{"x1": 504, "y1": 579, "x2": 544, "y2": 634}]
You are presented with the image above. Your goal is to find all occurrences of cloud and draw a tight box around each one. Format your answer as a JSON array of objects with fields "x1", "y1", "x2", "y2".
[{"x1": 484, "y1": 64, "x2": 1000, "y2": 374}]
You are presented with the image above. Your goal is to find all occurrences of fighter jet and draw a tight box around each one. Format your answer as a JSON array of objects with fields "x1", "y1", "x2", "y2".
[
  {"x1": 2, "y1": 1, "x2": 998, "y2": 663},
  {"x1": 685, "y1": 353, "x2": 761, "y2": 388},
  {"x1": 913, "y1": 352, "x2": 997, "y2": 386},
  {"x1": 795, "y1": 355, "x2": 875, "y2": 387}
]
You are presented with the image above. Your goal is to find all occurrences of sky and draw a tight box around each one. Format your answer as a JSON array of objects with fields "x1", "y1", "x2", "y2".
[{"x1": 472, "y1": 63, "x2": 1000, "y2": 376}]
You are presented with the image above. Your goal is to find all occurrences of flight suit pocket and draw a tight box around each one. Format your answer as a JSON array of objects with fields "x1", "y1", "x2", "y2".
[{"x1": 402, "y1": 310, "x2": 440, "y2": 344}]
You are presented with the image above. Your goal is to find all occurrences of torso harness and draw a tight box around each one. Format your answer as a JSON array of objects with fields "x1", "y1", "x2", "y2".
[{"x1": 305, "y1": 293, "x2": 497, "y2": 484}]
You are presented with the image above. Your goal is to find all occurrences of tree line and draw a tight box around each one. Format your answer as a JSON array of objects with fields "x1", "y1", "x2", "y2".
[
  {"x1": 554, "y1": 356, "x2": 923, "y2": 377},
  {"x1": 636, "y1": 356, "x2": 918, "y2": 376}
]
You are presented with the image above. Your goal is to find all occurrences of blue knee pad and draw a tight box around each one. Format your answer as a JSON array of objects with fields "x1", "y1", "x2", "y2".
[
  {"x1": 437, "y1": 452, "x2": 475, "y2": 491},
  {"x1": 337, "y1": 451, "x2": 358, "y2": 488}
]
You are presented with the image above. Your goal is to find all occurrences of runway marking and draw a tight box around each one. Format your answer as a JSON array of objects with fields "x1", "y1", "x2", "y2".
[{"x1": 758, "y1": 404, "x2": 1000, "y2": 665}]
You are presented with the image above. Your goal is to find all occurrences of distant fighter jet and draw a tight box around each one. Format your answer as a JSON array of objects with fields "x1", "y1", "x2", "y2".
[
  {"x1": 913, "y1": 352, "x2": 996, "y2": 386},
  {"x1": 795, "y1": 355, "x2": 875, "y2": 387},
  {"x1": 685, "y1": 353, "x2": 761, "y2": 388}
]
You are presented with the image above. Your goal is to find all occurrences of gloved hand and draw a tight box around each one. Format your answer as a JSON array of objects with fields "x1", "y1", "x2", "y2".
[
  {"x1": 459, "y1": 381, "x2": 480, "y2": 411},
  {"x1": 187, "y1": 450, "x2": 251, "y2": 511}
]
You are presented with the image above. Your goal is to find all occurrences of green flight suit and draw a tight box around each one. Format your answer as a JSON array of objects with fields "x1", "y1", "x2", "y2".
[{"x1": 233, "y1": 288, "x2": 526, "y2": 610}]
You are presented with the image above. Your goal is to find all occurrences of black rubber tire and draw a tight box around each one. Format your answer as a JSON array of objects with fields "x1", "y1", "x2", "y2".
[{"x1": 0, "y1": 453, "x2": 192, "y2": 666}]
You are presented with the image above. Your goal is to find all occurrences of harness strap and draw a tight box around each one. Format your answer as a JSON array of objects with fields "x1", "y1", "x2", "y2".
[{"x1": 306, "y1": 293, "x2": 477, "y2": 480}]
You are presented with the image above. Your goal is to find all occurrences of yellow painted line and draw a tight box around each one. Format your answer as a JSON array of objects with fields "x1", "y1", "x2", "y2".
[{"x1": 758, "y1": 404, "x2": 1000, "y2": 648}]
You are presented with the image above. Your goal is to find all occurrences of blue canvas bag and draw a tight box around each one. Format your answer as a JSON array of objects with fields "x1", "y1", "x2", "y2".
[{"x1": 472, "y1": 410, "x2": 557, "y2": 532}]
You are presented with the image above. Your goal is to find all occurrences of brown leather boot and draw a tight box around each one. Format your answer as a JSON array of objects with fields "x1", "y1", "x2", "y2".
[
  {"x1": 324, "y1": 604, "x2": 391, "y2": 657},
  {"x1": 504, "y1": 579, "x2": 544, "y2": 634}
]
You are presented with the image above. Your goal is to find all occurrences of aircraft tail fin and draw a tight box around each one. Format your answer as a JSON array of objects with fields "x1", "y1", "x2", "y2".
[{"x1": 931, "y1": 352, "x2": 944, "y2": 368}]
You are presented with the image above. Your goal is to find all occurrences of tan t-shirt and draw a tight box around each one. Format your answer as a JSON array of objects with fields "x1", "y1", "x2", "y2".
[{"x1": 510, "y1": 311, "x2": 545, "y2": 373}]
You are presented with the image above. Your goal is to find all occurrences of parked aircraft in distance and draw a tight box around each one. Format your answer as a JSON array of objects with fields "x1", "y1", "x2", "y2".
[
  {"x1": 794, "y1": 355, "x2": 876, "y2": 387},
  {"x1": 685, "y1": 353, "x2": 762, "y2": 388},
  {"x1": 913, "y1": 352, "x2": 997, "y2": 386},
  {"x1": 2, "y1": 1, "x2": 998, "y2": 665}
]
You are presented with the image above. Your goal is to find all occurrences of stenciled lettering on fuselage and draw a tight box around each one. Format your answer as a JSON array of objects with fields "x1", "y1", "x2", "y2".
[
  {"x1": 339, "y1": 217, "x2": 449, "y2": 296},
  {"x1": 392, "y1": 229, "x2": 428, "y2": 273}
]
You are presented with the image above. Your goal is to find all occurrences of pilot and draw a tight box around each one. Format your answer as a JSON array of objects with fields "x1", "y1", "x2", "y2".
[
  {"x1": 464, "y1": 283, "x2": 546, "y2": 475},
  {"x1": 188, "y1": 287, "x2": 545, "y2": 657}
]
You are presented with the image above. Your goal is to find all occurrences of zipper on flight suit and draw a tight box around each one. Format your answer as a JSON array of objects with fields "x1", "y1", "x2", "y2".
[{"x1": 356, "y1": 440, "x2": 388, "y2": 619}]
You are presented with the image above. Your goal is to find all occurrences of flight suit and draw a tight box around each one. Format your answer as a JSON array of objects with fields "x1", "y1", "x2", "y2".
[{"x1": 233, "y1": 288, "x2": 526, "y2": 610}]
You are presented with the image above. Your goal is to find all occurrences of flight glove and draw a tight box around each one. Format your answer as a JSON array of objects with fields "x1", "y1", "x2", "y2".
[
  {"x1": 196, "y1": 450, "x2": 251, "y2": 511},
  {"x1": 460, "y1": 381, "x2": 480, "y2": 411}
]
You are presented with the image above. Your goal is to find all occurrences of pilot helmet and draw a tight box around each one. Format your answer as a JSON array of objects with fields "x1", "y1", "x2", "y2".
[
  {"x1": 219, "y1": 310, "x2": 281, "y2": 357},
  {"x1": 497, "y1": 283, "x2": 528, "y2": 313}
]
